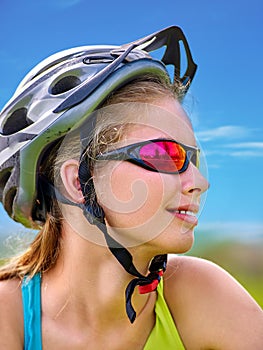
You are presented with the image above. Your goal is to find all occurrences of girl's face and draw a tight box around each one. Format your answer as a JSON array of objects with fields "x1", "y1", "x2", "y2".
[{"x1": 93, "y1": 98, "x2": 209, "y2": 254}]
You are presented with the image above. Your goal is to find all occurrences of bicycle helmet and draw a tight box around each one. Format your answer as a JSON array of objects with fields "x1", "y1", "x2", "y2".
[{"x1": 0, "y1": 25, "x2": 197, "y2": 322}]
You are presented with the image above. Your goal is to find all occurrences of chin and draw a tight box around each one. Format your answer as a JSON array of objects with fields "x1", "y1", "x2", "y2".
[
  {"x1": 171, "y1": 227, "x2": 195, "y2": 254},
  {"x1": 155, "y1": 234, "x2": 194, "y2": 257}
]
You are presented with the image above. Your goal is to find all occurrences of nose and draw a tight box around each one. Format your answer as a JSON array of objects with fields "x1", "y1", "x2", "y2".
[{"x1": 181, "y1": 162, "x2": 210, "y2": 196}]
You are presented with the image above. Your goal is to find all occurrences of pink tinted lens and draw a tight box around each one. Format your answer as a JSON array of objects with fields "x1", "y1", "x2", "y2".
[{"x1": 139, "y1": 141, "x2": 186, "y2": 172}]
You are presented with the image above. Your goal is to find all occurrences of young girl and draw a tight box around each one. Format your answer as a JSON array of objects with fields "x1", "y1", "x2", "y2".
[{"x1": 0, "y1": 26, "x2": 262, "y2": 349}]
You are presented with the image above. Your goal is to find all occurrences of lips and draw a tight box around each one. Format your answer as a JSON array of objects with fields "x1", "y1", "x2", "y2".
[{"x1": 167, "y1": 204, "x2": 199, "y2": 225}]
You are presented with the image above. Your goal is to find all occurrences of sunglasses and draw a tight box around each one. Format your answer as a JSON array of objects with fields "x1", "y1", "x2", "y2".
[{"x1": 96, "y1": 138, "x2": 200, "y2": 174}]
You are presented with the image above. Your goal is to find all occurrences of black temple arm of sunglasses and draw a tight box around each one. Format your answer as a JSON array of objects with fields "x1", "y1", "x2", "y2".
[{"x1": 53, "y1": 26, "x2": 197, "y2": 113}]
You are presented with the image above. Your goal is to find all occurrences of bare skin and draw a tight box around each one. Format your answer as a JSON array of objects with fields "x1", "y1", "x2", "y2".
[
  {"x1": 1, "y1": 254, "x2": 263, "y2": 349},
  {"x1": 0, "y1": 98, "x2": 263, "y2": 349}
]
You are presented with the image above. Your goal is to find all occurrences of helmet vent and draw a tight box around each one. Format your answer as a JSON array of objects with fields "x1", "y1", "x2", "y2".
[
  {"x1": 0, "y1": 167, "x2": 12, "y2": 201},
  {"x1": 2, "y1": 107, "x2": 31, "y2": 135},
  {"x1": 50, "y1": 75, "x2": 81, "y2": 95},
  {"x1": 4, "y1": 187, "x2": 17, "y2": 216},
  {"x1": 0, "y1": 168, "x2": 12, "y2": 195}
]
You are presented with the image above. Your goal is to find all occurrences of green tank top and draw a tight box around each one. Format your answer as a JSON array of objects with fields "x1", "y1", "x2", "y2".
[
  {"x1": 144, "y1": 278, "x2": 185, "y2": 349},
  {"x1": 22, "y1": 274, "x2": 185, "y2": 349}
]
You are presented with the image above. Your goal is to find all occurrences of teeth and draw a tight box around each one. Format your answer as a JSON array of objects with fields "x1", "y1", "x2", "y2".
[{"x1": 176, "y1": 210, "x2": 196, "y2": 216}]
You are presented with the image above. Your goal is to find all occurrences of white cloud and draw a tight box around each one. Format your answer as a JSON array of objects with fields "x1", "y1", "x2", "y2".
[
  {"x1": 226, "y1": 142, "x2": 263, "y2": 149},
  {"x1": 229, "y1": 150, "x2": 263, "y2": 157},
  {"x1": 225, "y1": 142, "x2": 263, "y2": 157},
  {"x1": 197, "y1": 221, "x2": 263, "y2": 242},
  {"x1": 196, "y1": 126, "x2": 263, "y2": 162},
  {"x1": 196, "y1": 125, "x2": 251, "y2": 142}
]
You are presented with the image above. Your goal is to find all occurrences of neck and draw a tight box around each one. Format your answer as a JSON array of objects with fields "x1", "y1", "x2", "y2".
[{"x1": 41, "y1": 221, "x2": 156, "y2": 326}]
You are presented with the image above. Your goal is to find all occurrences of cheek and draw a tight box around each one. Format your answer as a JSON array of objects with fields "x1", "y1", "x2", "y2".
[{"x1": 94, "y1": 162, "x2": 166, "y2": 227}]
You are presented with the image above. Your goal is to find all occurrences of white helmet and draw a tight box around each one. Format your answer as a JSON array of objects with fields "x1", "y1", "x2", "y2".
[{"x1": 0, "y1": 25, "x2": 197, "y2": 227}]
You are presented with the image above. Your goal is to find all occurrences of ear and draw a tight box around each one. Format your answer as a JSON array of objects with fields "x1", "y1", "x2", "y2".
[{"x1": 60, "y1": 159, "x2": 84, "y2": 203}]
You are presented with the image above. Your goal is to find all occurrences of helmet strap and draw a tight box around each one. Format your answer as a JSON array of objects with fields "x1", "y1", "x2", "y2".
[{"x1": 78, "y1": 158, "x2": 167, "y2": 323}]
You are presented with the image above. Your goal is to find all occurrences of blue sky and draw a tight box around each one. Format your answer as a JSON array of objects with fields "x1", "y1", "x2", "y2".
[{"x1": 0, "y1": 0, "x2": 262, "y2": 241}]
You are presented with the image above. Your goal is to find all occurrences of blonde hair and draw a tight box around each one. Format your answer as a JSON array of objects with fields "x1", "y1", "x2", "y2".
[{"x1": 0, "y1": 75, "x2": 182, "y2": 280}]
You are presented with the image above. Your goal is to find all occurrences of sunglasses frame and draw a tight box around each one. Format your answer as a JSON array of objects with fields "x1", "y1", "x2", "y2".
[{"x1": 96, "y1": 138, "x2": 200, "y2": 174}]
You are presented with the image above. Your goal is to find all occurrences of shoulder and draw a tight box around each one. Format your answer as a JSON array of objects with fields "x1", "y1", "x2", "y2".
[
  {"x1": 0, "y1": 278, "x2": 23, "y2": 348},
  {"x1": 163, "y1": 255, "x2": 263, "y2": 349}
]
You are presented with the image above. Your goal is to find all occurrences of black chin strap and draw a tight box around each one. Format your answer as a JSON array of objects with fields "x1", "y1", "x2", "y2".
[
  {"x1": 39, "y1": 169, "x2": 167, "y2": 323},
  {"x1": 85, "y1": 211, "x2": 167, "y2": 323},
  {"x1": 78, "y1": 159, "x2": 167, "y2": 322}
]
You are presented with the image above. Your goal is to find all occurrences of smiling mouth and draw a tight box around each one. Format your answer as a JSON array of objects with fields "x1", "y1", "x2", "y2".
[{"x1": 167, "y1": 208, "x2": 198, "y2": 225}]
